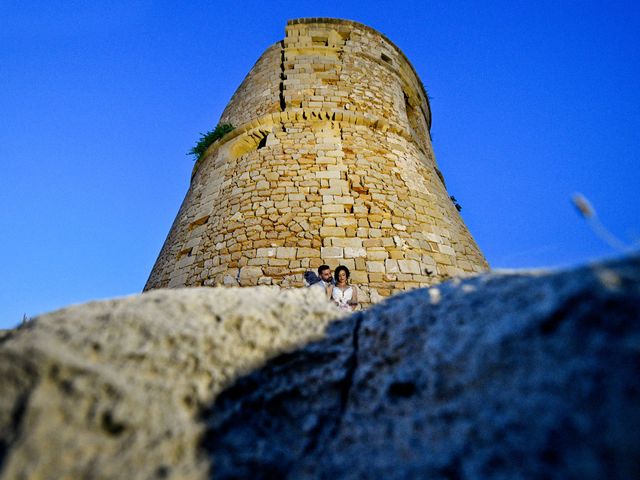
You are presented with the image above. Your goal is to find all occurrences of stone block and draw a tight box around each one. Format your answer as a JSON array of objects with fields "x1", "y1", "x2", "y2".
[
  {"x1": 331, "y1": 237, "x2": 363, "y2": 248},
  {"x1": 344, "y1": 247, "x2": 367, "y2": 258},
  {"x1": 362, "y1": 238, "x2": 382, "y2": 248},
  {"x1": 263, "y1": 266, "x2": 289, "y2": 276},
  {"x1": 329, "y1": 179, "x2": 349, "y2": 193},
  {"x1": 334, "y1": 196, "x2": 355, "y2": 205},
  {"x1": 350, "y1": 271, "x2": 369, "y2": 283},
  {"x1": 438, "y1": 244, "x2": 456, "y2": 256},
  {"x1": 247, "y1": 258, "x2": 269, "y2": 266},
  {"x1": 366, "y1": 249, "x2": 389, "y2": 261},
  {"x1": 322, "y1": 204, "x2": 344, "y2": 214},
  {"x1": 398, "y1": 259, "x2": 421, "y2": 274},
  {"x1": 320, "y1": 227, "x2": 346, "y2": 237},
  {"x1": 366, "y1": 261, "x2": 385, "y2": 273},
  {"x1": 385, "y1": 259, "x2": 400, "y2": 273},
  {"x1": 276, "y1": 247, "x2": 297, "y2": 259},
  {"x1": 336, "y1": 217, "x2": 357, "y2": 227},
  {"x1": 256, "y1": 247, "x2": 277, "y2": 258},
  {"x1": 297, "y1": 247, "x2": 320, "y2": 258},
  {"x1": 321, "y1": 246, "x2": 344, "y2": 258},
  {"x1": 239, "y1": 266, "x2": 263, "y2": 285},
  {"x1": 269, "y1": 258, "x2": 289, "y2": 266},
  {"x1": 315, "y1": 171, "x2": 342, "y2": 179}
]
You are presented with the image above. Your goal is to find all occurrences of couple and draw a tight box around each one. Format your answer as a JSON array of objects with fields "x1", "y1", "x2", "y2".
[{"x1": 310, "y1": 264, "x2": 358, "y2": 312}]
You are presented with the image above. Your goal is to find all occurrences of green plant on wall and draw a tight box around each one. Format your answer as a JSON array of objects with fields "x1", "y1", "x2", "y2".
[{"x1": 188, "y1": 123, "x2": 234, "y2": 161}]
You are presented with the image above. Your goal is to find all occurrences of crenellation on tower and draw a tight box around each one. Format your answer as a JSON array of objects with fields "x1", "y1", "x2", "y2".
[{"x1": 145, "y1": 18, "x2": 489, "y2": 304}]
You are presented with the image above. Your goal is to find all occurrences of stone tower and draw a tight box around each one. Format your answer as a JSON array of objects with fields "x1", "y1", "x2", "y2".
[{"x1": 145, "y1": 18, "x2": 488, "y2": 304}]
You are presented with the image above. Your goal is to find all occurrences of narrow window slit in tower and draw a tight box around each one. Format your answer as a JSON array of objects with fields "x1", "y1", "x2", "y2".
[{"x1": 381, "y1": 53, "x2": 392, "y2": 64}]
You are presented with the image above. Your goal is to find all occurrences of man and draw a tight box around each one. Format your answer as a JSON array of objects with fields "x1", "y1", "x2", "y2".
[
  {"x1": 304, "y1": 265, "x2": 334, "y2": 289},
  {"x1": 317, "y1": 265, "x2": 334, "y2": 288}
]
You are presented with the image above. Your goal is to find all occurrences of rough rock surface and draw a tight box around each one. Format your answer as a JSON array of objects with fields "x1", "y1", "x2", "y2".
[
  {"x1": 1, "y1": 256, "x2": 639, "y2": 479},
  {"x1": 207, "y1": 255, "x2": 640, "y2": 479},
  {"x1": 0, "y1": 287, "x2": 343, "y2": 479}
]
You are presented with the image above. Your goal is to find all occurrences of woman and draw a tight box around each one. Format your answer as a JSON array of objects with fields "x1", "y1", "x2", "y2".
[{"x1": 327, "y1": 265, "x2": 358, "y2": 311}]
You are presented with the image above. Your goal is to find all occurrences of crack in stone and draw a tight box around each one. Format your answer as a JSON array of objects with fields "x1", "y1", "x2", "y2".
[
  {"x1": 279, "y1": 40, "x2": 286, "y2": 111},
  {"x1": 303, "y1": 313, "x2": 363, "y2": 456}
]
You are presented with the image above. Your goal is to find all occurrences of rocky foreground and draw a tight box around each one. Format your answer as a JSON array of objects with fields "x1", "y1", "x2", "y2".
[{"x1": 1, "y1": 256, "x2": 639, "y2": 479}]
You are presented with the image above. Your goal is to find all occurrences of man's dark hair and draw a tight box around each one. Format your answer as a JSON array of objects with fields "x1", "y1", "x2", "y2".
[{"x1": 318, "y1": 265, "x2": 331, "y2": 275}]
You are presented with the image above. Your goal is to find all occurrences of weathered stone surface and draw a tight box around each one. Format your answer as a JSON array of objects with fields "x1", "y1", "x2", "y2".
[
  {"x1": 207, "y1": 255, "x2": 640, "y2": 479},
  {"x1": 0, "y1": 287, "x2": 343, "y2": 480},
  {"x1": 2, "y1": 256, "x2": 639, "y2": 479}
]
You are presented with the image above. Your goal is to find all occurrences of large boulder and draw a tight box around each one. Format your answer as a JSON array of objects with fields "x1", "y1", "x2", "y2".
[
  {"x1": 0, "y1": 287, "x2": 343, "y2": 479},
  {"x1": 207, "y1": 255, "x2": 640, "y2": 479},
  {"x1": 1, "y1": 255, "x2": 639, "y2": 479}
]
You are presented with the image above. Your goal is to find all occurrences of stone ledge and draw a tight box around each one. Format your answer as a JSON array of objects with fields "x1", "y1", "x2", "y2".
[{"x1": 193, "y1": 109, "x2": 408, "y2": 179}]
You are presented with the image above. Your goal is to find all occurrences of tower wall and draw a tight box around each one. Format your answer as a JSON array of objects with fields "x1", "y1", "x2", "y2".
[{"x1": 145, "y1": 18, "x2": 488, "y2": 304}]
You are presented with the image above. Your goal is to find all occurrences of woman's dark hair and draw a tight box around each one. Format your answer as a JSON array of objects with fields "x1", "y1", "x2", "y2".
[{"x1": 334, "y1": 265, "x2": 350, "y2": 282}]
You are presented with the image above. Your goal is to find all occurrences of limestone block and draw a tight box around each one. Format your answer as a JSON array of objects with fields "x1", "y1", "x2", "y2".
[
  {"x1": 331, "y1": 237, "x2": 363, "y2": 248},
  {"x1": 329, "y1": 179, "x2": 349, "y2": 192},
  {"x1": 315, "y1": 171, "x2": 342, "y2": 179},
  {"x1": 296, "y1": 248, "x2": 320, "y2": 258},
  {"x1": 255, "y1": 179, "x2": 270, "y2": 190},
  {"x1": 269, "y1": 259, "x2": 290, "y2": 267},
  {"x1": 353, "y1": 205, "x2": 369, "y2": 215},
  {"x1": 176, "y1": 255, "x2": 196, "y2": 270},
  {"x1": 276, "y1": 247, "x2": 297, "y2": 259},
  {"x1": 319, "y1": 186, "x2": 342, "y2": 195},
  {"x1": 362, "y1": 238, "x2": 382, "y2": 248},
  {"x1": 432, "y1": 253, "x2": 453, "y2": 266},
  {"x1": 366, "y1": 261, "x2": 385, "y2": 273},
  {"x1": 398, "y1": 259, "x2": 421, "y2": 274},
  {"x1": 350, "y1": 271, "x2": 369, "y2": 284},
  {"x1": 366, "y1": 249, "x2": 389, "y2": 261},
  {"x1": 263, "y1": 266, "x2": 289, "y2": 276},
  {"x1": 223, "y1": 274, "x2": 238, "y2": 286},
  {"x1": 438, "y1": 244, "x2": 456, "y2": 256},
  {"x1": 384, "y1": 259, "x2": 400, "y2": 273},
  {"x1": 320, "y1": 227, "x2": 346, "y2": 237},
  {"x1": 369, "y1": 287, "x2": 385, "y2": 303},
  {"x1": 334, "y1": 196, "x2": 354, "y2": 205},
  {"x1": 257, "y1": 247, "x2": 277, "y2": 257},
  {"x1": 239, "y1": 266, "x2": 264, "y2": 285},
  {"x1": 322, "y1": 204, "x2": 344, "y2": 214},
  {"x1": 321, "y1": 247, "x2": 344, "y2": 258},
  {"x1": 344, "y1": 247, "x2": 367, "y2": 258},
  {"x1": 336, "y1": 217, "x2": 357, "y2": 227}
]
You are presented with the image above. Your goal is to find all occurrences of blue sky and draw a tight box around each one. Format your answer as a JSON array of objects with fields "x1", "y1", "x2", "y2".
[{"x1": 1, "y1": 0, "x2": 639, "y2": 328}]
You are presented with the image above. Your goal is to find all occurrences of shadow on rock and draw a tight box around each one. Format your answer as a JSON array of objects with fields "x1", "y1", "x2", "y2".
[{"x1": 202, "y1": 255, "x2": 640, "y2": 479}]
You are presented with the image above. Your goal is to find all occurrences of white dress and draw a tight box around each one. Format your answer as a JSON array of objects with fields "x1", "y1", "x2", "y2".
[{"x1": 332, "y1": 285, "x2": 354, "y2": 311}]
